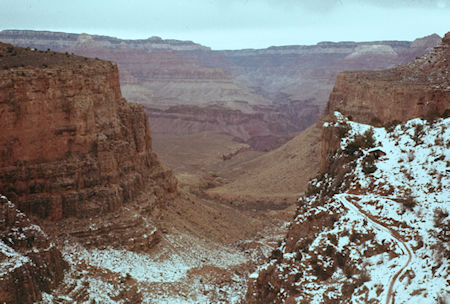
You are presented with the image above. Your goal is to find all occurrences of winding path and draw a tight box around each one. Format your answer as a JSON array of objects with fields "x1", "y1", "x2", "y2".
[{"x1": 335, "y1": 194, "x2": 413, "y2": 304}]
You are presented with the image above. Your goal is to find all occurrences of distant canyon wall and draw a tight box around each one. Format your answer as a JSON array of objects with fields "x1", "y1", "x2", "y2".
[{"x1": 0, "y1": 30, "x2": 441, "y2": 150}]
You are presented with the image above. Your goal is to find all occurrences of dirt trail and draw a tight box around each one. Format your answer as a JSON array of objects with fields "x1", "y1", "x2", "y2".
[{"x1": 336, "y1": 194, "x2": 413, "y2": 304}]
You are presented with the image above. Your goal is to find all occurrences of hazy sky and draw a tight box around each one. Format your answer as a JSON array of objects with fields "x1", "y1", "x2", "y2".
[{"x1": 2, "y1": 0, "x2": 449, "y2": 49}]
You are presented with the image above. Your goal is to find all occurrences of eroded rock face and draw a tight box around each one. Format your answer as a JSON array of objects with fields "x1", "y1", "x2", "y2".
[
  {"x1": 321, "y1": 32, "x2": 449, "y2": 172},
  {"x1": 0, "y1": 43, "x2": 177, "y2": 220},
  {"x1": 0, "y1": 30, "x2": 440, "y2": 151},
  {"x1": 0, "y1": 194, "x2": 66, "y2": 303},
  {"x1": 326, "y1": 32, "x2": 449, "y2": 125}
]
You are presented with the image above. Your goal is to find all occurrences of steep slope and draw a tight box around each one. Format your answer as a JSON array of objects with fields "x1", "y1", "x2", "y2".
[
  {"x1": 206, "y1": 124, "x2": 322, "y2": 202},
  {"x1": 245, "y1": 33, "x2": 449, "y2": 303},
  {"x1": 0, "y1": 195, "x2": 66, "y2": 303},
  {"x1": 246, "y1": 113, "x2": 449, "y2": 303},
  {"x1": 0, "y1": 42, "x2": 176, "y2": 220}
]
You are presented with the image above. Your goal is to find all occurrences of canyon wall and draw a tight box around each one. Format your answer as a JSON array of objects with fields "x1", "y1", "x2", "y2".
[
  {"x1": 321, "y1": 32, "x2": 449, "y2": 172},
  {"x1": 326, "y1": 32, "x2": 449, "y2": 124},
  {"x1": 0, "y1": 195, "x2": 67, "y2": 303},
  {"x1": 0, "y1": 30, "x2": 440, "y2": 150},
  {"x1": 0, "y1": 43, "x2": 176, "y2": 221}
]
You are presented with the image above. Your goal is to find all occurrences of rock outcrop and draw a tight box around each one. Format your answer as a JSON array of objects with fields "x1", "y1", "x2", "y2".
[
  {"x1": 326, "y1": 32, "x2": 449, "y2": 124},
  {"x1": 0, "y1": 43, "x2": 177, "y2": 221},
  {"x1": 0, "y1": 194, "x2": 66, "y2": 303},
  {"x1": 321, "y1": 32, "x2": 449, "y2": 173}
]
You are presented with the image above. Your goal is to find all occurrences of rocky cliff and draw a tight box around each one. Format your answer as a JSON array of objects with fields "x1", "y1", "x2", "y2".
[
  {"x1": 321, "y1": 32, "x2": 449, "y2": 172},
  {"x1": 0, "y1": 194, "x2": 66, "y2": 303},
  {"x1": 0, "y1": 30, "x2": 439, "y2": 151},
  {"x1": 326, "y1": 32, "x2": 449, "y2": 125},
  {"x1": 0, "y1": 42, "x2": 176, "y2": 221}
]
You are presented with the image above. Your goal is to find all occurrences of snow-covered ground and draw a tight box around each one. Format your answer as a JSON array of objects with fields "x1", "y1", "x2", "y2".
[
  {"x1": 249, "y1": 113, "x2": 449, "y2": 303},
  {"x1": 340, "y1": 113, "x2": 450, "y2": 303},
  {"x1": 40, "y1": 228, "x2": 253, "y2": 303}
]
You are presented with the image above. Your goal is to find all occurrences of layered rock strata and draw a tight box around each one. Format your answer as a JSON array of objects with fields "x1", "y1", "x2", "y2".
[
  {"x1": 0, "y1": 30, "x2": 440, "y2": 151},
  {"x1": 326, "y1": 32, "x2": 449, "y2": 124},
  {"x1": 322, "y1": 32, "x2": 449, "y2": 172},
  {"x1": 0, "y1": 195, "x2": 66, "y2": 303},
  {"x1": 0, "y1": 43, "x2": 177, "y2": 221}
]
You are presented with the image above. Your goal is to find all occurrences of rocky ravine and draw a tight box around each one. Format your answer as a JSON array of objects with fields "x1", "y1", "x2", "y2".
[
  {"x1": 0, "y1": 30, "x2": 440, "y2": 150},
  {"x1": 0, "y1": 42, "x2": 177, "y2": 221}
]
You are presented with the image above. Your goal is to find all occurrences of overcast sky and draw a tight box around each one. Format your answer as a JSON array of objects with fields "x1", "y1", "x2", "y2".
[{"x1": 1, "y1": 0, "x2": 449, "y2": 49}]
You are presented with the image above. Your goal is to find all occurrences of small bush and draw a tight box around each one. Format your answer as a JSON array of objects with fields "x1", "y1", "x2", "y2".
[
  {"x1": 384, "y1": 120, "x2": 401, "y2": 132},
  {"x1": 270, "y1": 249, "x2": 283, "y2": 262},
  {"x1": 442, "y1": 109, "x2": 450, "y2": 118},
  {"x1": 433, "y1": 208, "x2": 449, "y2": 228},
  {"x1": 362, "y1": 155, "x2": 377, "y2": 174},
  {"x1": 423, "y1": 109, "x2": 441, "y2": 124},
  {"x1": 412, "y1": 124, "x2": 425, "y2": 145},
  {"x1": 399, "y1": 195, "x2": 418, "y2": 210},
  {"x1": 370, "y1": 116, "x2": 383, "y2": 126},
  {"x1": 357, "y1": 270, "x2": 371, "y2": 285},
  {"x1": 408, "y1": 151, "x2": 415, "y2": 162},
  {"x1": 344, "y1": 128, "x2": 376, "y2": 157},
  {"x1": 337, "y1": 123, "x2": 350, "y2": 138}
]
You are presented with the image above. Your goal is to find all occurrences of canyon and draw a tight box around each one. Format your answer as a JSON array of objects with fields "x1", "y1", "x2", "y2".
[
  {"x1": 0, "y1": 30, "x2": 448, "y2": 303},
  {"x1": 0, "y1": 30, "x2": 441, "y2": 151}
]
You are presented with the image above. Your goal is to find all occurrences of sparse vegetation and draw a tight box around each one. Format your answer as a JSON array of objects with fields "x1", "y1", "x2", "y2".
[
  {"x1": 384, "y1": 120, "x2": 401, "y2": 132},
  {"x1": 412, "y1": 124, "x2": 425, "y2": 144},
  {"x1": 344, "y1": 128, "x2": 376, "y2": 157}
]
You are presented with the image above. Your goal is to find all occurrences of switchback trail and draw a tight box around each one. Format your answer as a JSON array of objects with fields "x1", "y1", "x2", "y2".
[{"x1": 335, "y1": 194, "x2": 413, "y2": 304}]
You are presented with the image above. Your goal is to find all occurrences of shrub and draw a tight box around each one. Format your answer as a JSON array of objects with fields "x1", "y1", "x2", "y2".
[
  {"x1": 412, "y1": 124, "x2": 425, "y2": 145},
  {"x1": 433, "y1": 208, "x2": 449, "y2": 228},
  {"x1": 399, "y1": 195, "x2": 418, "y2": 210},
  {"x1": 357, "y1": 270, "x2": 371, "y2": 285},
  {"x1": 384, "y1": 120, "x2": 401, "y2": 133},
  {"x1": 362, "y1": 155, "x2": 377, "y2": 174},
  {"x1": 423, "y1": 109, "x2": 441, "y2": 124},
  {"x1": 408, "y1": 151, "x2": 415, "y2": 162},
  {"x1": 370, "y1": 116, "x2": 383, "y2": 126},
  {"x1": 337, "y1": 123, "x2": 351, "y2": 138},
  {"x1": 270, "y1": 249, "x2": 283, "y2": 262},
  {"x1": 344, "y1": 128, "x2": 376, "y2": 157},
  {"x1": 442, "y1": 109, "x2": 450, "y2": 118}
]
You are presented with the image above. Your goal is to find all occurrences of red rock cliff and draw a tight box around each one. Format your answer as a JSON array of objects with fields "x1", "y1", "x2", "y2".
[
  {"x1": 321, "y1": 32, "x2": 449, "y2": 172},
  {"x1": 326, "y1": 32, "x2": 449, "y2": 124},
  {"x1": 0, "y1": 43, "x2": 176, "y2": 220}
]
